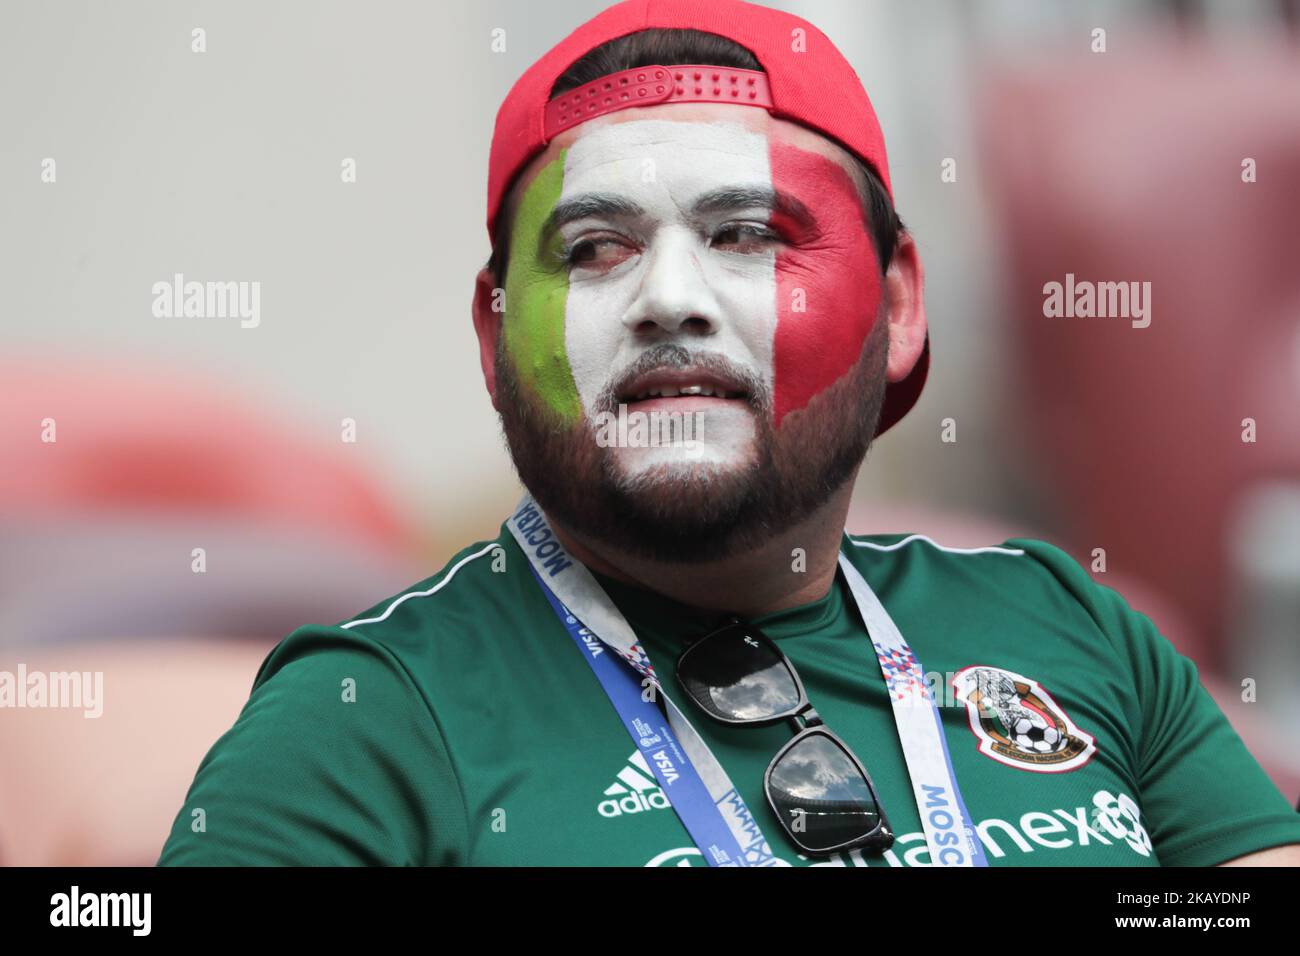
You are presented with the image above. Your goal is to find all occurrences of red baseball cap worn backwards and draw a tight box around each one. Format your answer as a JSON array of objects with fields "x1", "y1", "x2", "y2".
[{"x1": 486, "y1": 0, "x2": 929, "y2": 437}]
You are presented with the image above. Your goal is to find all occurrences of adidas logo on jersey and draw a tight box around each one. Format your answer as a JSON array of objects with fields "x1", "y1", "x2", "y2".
[{"x1": 597, "y1": 751, "x2": 672, "y2": 818}]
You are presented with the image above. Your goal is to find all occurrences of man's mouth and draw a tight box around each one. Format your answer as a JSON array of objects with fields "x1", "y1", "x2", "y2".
[{"x1": 616, "y1": 367, "x2": 750, "y2": 411}]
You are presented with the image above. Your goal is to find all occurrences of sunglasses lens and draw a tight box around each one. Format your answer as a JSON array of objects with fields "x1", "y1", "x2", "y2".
[
  {"x1": 767, "y1": 731, "x2": 882, "y2": 852},
  {"x1": 679, "y1": 627, "x2": 800, "y2": 722}
]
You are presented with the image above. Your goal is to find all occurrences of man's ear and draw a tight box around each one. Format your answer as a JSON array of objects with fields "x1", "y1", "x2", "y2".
[
  {"x1": 881, "y1": 232, "x2": 928, "y2": 385},
  {"x1": 472, "y1": 267, "x2": 504, "y2": 411}
]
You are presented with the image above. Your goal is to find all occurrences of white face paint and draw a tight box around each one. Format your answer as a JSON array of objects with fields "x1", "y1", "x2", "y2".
[{"x1": 555, "y1": 118, "x2": 781, "y2": 476}]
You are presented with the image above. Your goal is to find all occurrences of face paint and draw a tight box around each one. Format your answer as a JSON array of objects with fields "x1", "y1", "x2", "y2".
[
  {"x1": 555, "y1": 119, "x2": 777, "y2": 470},
  {"x1": 502, "y1": 151, "x2": 583, "y2": 422},
  {"x1": 502, "y1": 113, "x2": 882, "y2": 463},
  {"x1": 769, "y1": 139, "x2": 881, "y2": 428}
]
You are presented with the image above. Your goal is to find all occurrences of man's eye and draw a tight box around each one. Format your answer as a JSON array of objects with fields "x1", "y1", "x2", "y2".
[
  {"x1": 564, "y1": 236, "x2": 633, "y2": 269},
  {"x1": 712, "y1": 222, "x2": 779, "y2": 252}
]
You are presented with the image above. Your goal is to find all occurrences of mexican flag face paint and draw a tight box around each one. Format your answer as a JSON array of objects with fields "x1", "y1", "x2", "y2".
[{"x1": 502, "y1": 108, "x2": 882, "y2": 469}]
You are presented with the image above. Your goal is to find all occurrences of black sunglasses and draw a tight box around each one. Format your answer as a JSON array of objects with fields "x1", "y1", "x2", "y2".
[{"x1": 675, "y1": 616, "x2": 895, "y2": 858}]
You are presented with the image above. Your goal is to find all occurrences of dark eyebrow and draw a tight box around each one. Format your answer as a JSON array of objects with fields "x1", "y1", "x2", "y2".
[
  {"x1": 690, "y1": 186, "x2": 816, "y2": 226},
  {"x1": 541, "y1": 193, "x2": 645, "y2": 242},
  {"x1": 537, "y1": 186, "x2": 816, "y2": 248}
]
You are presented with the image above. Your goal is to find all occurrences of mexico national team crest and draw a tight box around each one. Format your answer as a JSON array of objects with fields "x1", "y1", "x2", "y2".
[{"x1": 952, "y1": 665, "x2": 1096, "y2": 772}]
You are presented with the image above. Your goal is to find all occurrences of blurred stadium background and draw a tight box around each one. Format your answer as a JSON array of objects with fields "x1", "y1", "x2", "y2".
[{"x1": 1, "y1": 0, "x2": 1297, "y2": 864}]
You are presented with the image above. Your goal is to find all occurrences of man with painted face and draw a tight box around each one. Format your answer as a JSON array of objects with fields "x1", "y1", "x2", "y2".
[{"x1": 160, "y1": 0, "x2": 1300, "y2": 868}]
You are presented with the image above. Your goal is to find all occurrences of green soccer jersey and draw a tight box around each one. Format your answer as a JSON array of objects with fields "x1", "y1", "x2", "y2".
[{"x1": 158, "y1": 521, "x2": 1300, "y2": 867}]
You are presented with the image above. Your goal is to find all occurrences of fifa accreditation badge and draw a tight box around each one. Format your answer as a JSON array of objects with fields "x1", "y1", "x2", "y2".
[{"x1": 951, "y1": 666, "x2": 1097, "y2": 772}]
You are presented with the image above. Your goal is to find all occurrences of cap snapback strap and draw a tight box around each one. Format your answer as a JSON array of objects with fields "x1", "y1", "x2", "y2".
[{"x1": 543, "y1": 64, "x2": 773, "y2": 141}]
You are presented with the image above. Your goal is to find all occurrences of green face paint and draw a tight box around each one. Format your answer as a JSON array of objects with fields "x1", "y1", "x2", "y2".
[{"x1": 502, "y1": 151, "x2": 582, "y2": 422}]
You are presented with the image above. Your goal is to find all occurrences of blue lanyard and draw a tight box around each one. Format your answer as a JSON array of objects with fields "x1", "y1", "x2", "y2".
[
  {"x1": 510, "y1": 494, "x2": 986, "y2": 867},
  {"x1": 529, "y1": 563, "x2": 756, "y2": 866}
]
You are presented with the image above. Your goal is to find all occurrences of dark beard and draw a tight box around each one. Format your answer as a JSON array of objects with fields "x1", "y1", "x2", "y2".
[{"x1": 494, "y1": 317, "x2": 890, "y2": 563}]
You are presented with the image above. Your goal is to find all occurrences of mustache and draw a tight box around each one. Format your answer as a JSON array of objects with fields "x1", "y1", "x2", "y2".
[{"x1": 596, "y1": 345, "x2": 770, "y2": 414}]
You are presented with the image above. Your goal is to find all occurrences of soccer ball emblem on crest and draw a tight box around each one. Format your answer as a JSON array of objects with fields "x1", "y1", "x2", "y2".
[{"x1": 952, "y1": 665, "x2": 1097, "y2": 772}]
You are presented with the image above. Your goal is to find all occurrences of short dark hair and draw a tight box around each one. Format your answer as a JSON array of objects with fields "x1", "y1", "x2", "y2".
[{"x1": 487, "y1": 27, "x2": 905, "y2": 284}]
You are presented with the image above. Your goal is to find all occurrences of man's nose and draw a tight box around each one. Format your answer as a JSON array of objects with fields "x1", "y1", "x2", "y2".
[{"x1": 622, "y1": 229, "x2": 721, "y2": 338}]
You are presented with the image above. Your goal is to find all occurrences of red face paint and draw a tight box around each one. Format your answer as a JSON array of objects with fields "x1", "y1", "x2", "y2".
[{"x1": 769, "y1": 140, "x2": 883, "y2": 427}]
